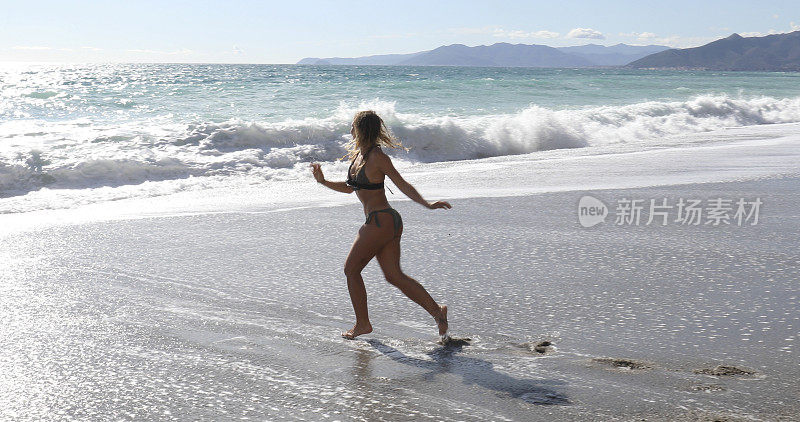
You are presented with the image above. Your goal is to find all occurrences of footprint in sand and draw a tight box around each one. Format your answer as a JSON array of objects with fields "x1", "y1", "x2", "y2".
[
  {"x1": 687, "y1": 383, "x2": 726, "y2": 392},
  {"x1": 438, "y1": 336, "x2": 472, "y2": 347},
  {"x1": 590, "y1": 357, "x2": 652, "y2": 370},
  {"x1": 693, "y1": 365, "x2": 756, "y2": 377}
]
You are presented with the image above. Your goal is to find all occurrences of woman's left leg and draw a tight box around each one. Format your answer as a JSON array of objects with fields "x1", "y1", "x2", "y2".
[
  {"x1": 376, "y1": 236, "x2": 448, "y2": 335},
  {"x1": 342, "y1": 217, "x2": 395, "y2": 339}
]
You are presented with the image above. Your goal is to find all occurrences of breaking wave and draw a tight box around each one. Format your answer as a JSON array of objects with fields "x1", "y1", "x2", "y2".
[{"x1": 2, "y1": 94, "x2": 800, "y2": 197}]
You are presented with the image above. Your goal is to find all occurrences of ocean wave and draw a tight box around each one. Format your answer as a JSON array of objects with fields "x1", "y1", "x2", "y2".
[{"x1": 2, "y1": 94, "x2": 800, "y2": 198}]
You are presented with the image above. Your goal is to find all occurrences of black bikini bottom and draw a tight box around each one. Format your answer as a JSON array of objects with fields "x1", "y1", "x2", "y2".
[{"x1": 365, "y1": 207, "x2": 403, "y2": 238}]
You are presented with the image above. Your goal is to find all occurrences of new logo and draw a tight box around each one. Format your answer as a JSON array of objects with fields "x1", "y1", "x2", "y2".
[{"x1": 578, "y1": 195, "x2": 608, "y2": 227}]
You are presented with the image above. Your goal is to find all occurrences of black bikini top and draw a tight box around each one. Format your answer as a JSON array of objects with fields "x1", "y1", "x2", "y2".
[{"x1": 346, "y1": 146, "x2": 384, "y2": 191}]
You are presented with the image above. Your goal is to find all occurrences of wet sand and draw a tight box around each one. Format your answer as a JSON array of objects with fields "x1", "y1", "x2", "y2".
[{"x1": 2, "y1": 175, "x2": 798, "y2": 420}]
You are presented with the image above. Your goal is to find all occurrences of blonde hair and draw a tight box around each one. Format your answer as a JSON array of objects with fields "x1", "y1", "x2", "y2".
[{"x1": 344, "y1": 110, "x2": 403, "y2": 161}]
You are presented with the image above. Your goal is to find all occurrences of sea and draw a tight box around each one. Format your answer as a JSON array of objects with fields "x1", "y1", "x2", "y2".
[{"x1": 2, "y1": 63, "x2": 800, "y2": 213}]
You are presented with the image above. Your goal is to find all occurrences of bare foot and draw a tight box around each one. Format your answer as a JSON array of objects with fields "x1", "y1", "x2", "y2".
[
  {"x1": 342, "y1": 323, "x2": 372, "y2": 340},
  {"x1": 434, "y1": 305, "x2": 448, "y2": 336}
]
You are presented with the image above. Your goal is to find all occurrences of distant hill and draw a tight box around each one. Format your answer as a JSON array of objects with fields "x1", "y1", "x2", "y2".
[
  {"x1": 556, "y1": 43, "x2": 669, "y2": 66},
  {"x1": 296, "y1": 52, "x2": 424, "y2": 65},
  {"x1": 627, "y1": 31, "x2": 800, "y2": 71},
  {"x1": 396, "y1": 43, "x2": 592, "y2": 67},
  {"x1": 297, "y1": 42, "x2": 669, "y2": 67}
]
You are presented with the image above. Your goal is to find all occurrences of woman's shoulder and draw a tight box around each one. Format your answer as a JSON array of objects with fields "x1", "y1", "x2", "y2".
[
  {"x1": 369, "y1": 146, "x2": 395, "y2": 172},
  {"x1": 367, "y1": 144, "x2": 384, "y2": 158},
  {"x1": 370, "y1": 145, "x2": 392, "y2": 160}
]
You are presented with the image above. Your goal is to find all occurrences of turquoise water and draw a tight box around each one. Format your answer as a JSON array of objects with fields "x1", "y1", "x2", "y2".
[
  {"x1": 4, "y1": 64, "x2": 800, "y2": 122},
  {"x1": 2, "y1": 63, "x2": 800, "y2": 209}
]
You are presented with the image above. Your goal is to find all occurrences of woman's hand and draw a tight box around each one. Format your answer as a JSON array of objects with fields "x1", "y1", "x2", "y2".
[
  {"x1": 427, "y1": 200, "x2": 452, "y2": 210},
  {"x1": 310, "y1": 163, "x2": 325, "y2": 183},
  {"x1": 310, "y1": 163, "x2": 354, "y2": 194}
]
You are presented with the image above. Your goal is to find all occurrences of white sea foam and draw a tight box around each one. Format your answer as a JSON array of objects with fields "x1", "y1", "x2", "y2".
[{"x1": 2, "y1": 94, "x2": 800, "y2": 211}]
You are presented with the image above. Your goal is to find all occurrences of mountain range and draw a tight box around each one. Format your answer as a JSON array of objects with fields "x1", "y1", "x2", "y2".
[
  {"x1": 298, "y1": 31, "x2": 800, "y2": 71},
  {"x1": 627, "y1": 30, "x2": 800, "y2": 71},
  {"x1": 297, "y1": 43, "x2": 669, "y2": 67}
]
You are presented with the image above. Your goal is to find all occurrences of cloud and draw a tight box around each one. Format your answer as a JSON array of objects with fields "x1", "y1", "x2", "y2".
[
  {"x1": 740, "y1": 30, "x2": 775, "y2": 37},
  {"x1": 12, "y1": 46, "x2": 51, "y2": 50},
  {"x1": 740, "y1": 23, "x2": 800, "y2": 37},
  {"x1": 619, "y1": 31, "x2": 659, "y2": 41},
  {"x1": 81, "y1": 46, "x2": 103, "y2": 51},
  {"x1": 618, "y1": 31, "x2": 720, "y2": 48},
  {"x1": 566, "y1": 28, "x2": 605, "y2": 39},
  {"x1": 493, "y1": 29, "x2": 559, "y2": 39},
  {"x1": 647, "y1": 35, "x2": 720, "y2": 48}
]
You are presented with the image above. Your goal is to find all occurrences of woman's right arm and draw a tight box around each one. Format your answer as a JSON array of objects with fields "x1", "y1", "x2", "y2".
[{"x1": 311, "y1": 163, "x2": 354, "y2": 194}]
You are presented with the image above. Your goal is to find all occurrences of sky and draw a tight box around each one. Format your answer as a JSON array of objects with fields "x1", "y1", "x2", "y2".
[{"x1": 1, "y1": 0, "x2": 798, "y2": 63}]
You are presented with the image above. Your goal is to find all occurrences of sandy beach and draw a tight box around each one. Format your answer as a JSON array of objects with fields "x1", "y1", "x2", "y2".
[{"x1": 3, "y1": 168, "x2": 798, "y2": 420}]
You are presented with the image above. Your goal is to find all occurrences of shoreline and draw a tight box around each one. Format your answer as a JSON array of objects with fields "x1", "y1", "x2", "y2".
[{"x1": 3, "y1": 121, "x2": 800, "y2": 235}]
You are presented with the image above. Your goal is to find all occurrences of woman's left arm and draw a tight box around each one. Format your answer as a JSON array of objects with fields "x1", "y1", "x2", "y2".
[{"x1": 376, "y1": 152, "x2": 451, "y2": 209}]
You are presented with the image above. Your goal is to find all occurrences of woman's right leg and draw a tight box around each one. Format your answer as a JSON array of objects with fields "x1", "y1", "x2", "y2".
[{"x1": 375, "y1": 236, "x2": 448, "y2": 335}]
